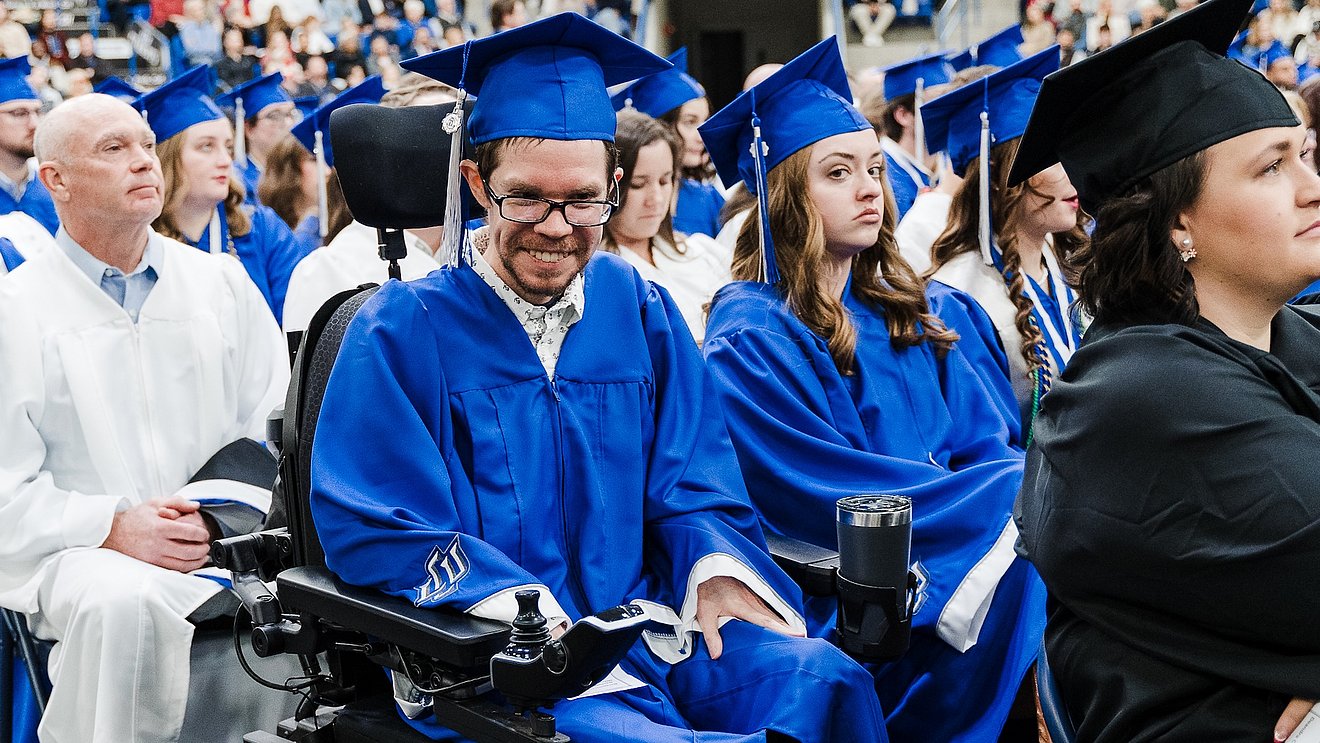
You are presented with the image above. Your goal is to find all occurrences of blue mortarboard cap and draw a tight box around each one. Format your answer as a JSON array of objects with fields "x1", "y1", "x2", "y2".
[
  {"x1": 701, "y1": 37, "x2": 870, "y2": 193},
  {"x1": 132, "y1": 66, "x2": 224, "y2": 142},
  {"x1": 0, "y1": 57, "x2": 38, "y2": 105},
  {"x1": 921, "y1": 45, "x2": 1059, "y2": 177},
  {"x1": 609, "y1": 47, "x2": 705, "y2": 118},
  {"x1": 290, "y1": 75, "x2": 385, "y2": 168},
  {"x1": 400, "y1": 13, "x2": 670, "y2": 144},
  {"x1": 973, "y1": 25, "x2": 1025, "y2": 67},
  {"x1": 293, "y1": 95, "x2": 319, "y2": 120},
  {"x1": 882, "y1": 52, "x2": 953, "y2": 100},
  {"x1": 945, "y1": 49, "x2": 976, "y2": 71},
  {"x1": 93, "y1": 76, "x2": 142, "y2": 102},
  {"x1": 699, "y1": 37, "x2": 871, "y2": 284},
  {"x1": 215, "y1": 72, "x2": 293, "y2": 118}
]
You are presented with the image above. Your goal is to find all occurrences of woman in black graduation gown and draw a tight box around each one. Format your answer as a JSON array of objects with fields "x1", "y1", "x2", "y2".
[{"x1": 1011, "y1": 0, "x2": 1320, "y2": 740}]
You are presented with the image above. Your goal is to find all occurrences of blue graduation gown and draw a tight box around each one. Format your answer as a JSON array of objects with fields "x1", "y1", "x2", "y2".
[
  {"x1": 191, "y1": 205, "x2": 301, "y2": 322},
  {"x1": 292, "y1": 215, "x2": 320, "y2": 259},
  {"x1": 238, "y1": 159, "x2": 262, "y2": 205},
  {"x1": 674, "y1": 178, "x2": 724, "y2": 238},
  {"x1": 925, "y1": 280, "x2": 1022, "y2": 441},
  {"x1": 883, "y1": 152, "x2": 929, "y2": 222},
  {"x1": 310, "y1": 253, "x2": 886, "y2": 743},
  {"x1": 0, "y1": 179, "x2": 58, "y2": 236},
  {"x1": 703, "y1": 280, "x2": 1045, "y2": 743}
]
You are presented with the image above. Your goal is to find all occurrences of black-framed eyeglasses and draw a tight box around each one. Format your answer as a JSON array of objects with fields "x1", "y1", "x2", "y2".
[{"x1": 484, "y1": 184, "x2": 617, "y2": 227}]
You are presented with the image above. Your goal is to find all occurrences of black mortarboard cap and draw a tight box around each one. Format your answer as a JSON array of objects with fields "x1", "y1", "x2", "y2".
[{"x1": 1009, "y1": 0, "x2": 1299, "y2": 213}]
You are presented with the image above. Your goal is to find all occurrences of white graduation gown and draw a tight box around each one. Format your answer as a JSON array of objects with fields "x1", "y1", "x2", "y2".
[
  {"x1": 282, "y1": 220, "x2": 441, "y2": 332},
  {"x1": 0, "y1": 232, "x2": 289, "y2": 742},
  {"x1": 614, "y1": 233, "x2": 731, "y2": 345},
  {"x1": 713, "y1": 208, "x2": 749, "y2": 266},
  {"x1": 0, "y1": 211, "x2": 56, "y2": 277}
]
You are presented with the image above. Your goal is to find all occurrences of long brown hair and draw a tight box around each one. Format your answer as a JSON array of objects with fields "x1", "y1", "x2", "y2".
[
  {"x1": 258, "y1": 133, "x2": 312, "y2": 230},
  {"x1": 928, "y1": 138, "x2": 1090, "y2": 374},
  {"x1": 731, "y1": 145, "x2": 957, "y2": 376},
  {"x1": 153, "y1": 125, "x2": 252, "y2": 241},
  {"x1": 604, "y1": 109, "x2": 682, "y2": 255},
  {"x1": 256, "y1": 134, "x2": 353, "y2": 245},
  {"x1": 324, "y1": 168, "x2": 353, "y2": 244}
]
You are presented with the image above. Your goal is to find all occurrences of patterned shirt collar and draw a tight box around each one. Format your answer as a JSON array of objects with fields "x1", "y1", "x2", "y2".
[{"x1": 466, "y1": 227, "x2": 586, "y2": 376}]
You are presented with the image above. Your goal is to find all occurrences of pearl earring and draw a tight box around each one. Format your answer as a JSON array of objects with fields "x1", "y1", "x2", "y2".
[{"x1": 1178, "y1": 237, "x2": 1196, "y2": 263}]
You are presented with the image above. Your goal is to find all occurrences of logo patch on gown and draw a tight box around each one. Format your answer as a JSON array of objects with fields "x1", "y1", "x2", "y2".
[
  {"x1": 910, "y1": 560, "x2": 930, "y2": 616},
  {"x1": 414, "y1": 536, "x2": 471, "y2": 605}
]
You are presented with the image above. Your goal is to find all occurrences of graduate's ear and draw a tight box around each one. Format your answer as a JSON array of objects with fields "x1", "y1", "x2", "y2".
[
  {"x1": 38, "y1": 161, "x2": 70, "y2": 204},
  {"x1": 1170, "y1": 214, "x2": 1193, "y2": 251},
  {"x1": 893, "y1": 105, "x2": 915, "y2": 130},
  {"x1": 459, "y1": 159, "x2": 490, "y2": 210}
]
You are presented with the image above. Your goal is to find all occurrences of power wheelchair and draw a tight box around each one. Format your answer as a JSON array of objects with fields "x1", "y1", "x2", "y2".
[{"x1": 212, "y1": 101, "x2": 920, "y2": 743}]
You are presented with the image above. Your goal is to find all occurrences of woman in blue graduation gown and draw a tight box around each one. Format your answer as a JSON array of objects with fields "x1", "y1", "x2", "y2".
[
  {"x1": 924, "y1": 49, "x2": 1090, "y2": 438},
  {"x1": 256, "y1": 133, "x2": 322, "y2": 258},
  {"x1": 1011, "y1": 0, "x2": 1320, "y2": 739},
  {"x1": 134, "y1": 67, "x2": 302, "y2": 323},
  {"x1": 698, "y1": 38, "x2": 1045, "y2": 743},
  {"x1": 613, "y1": 49, "x2": 725, "y2": 238}
]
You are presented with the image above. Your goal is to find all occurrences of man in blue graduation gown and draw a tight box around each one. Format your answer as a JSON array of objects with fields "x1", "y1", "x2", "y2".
[
  {"x1": 215, "y1": 72, "x2": 297, "y2": 205},
  {"x1": 877, "y1": 53, "x2": 950, "y2": 221},
  {"x1": 311, "y1": 14, "x2": 886, "y2": 743},
  {"x1": 0, "y1": 57, "x2": 58, "y2": 236}
]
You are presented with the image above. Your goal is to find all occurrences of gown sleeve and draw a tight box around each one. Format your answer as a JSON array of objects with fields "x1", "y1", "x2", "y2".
[
  {"x1": 252, "y1": 205, "x2": 304, "y2": 326},
  {"x1": 309, "y1": 280, "x2": 570, "y2": 625},
  {"x1": 635, "y1": 282, "x2": 808, "y2": 644},
  {"x1": 0, "y1": 295, "x2": 124, "y2": 609},
  {"x1": 926, "y1": 281, "x2": 1023, "y2": 443},
  {"x1": 180, "y1": 259, "x2": 289, "y2": 525}
]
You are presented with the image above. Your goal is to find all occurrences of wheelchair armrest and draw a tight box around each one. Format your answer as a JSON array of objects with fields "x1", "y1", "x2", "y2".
[
  {"x1": 765, "y1": 532, "x2": 840, "y2": 598},
  {"x1": 276, "y1": 566, "x2": 511, "y2": 670}
]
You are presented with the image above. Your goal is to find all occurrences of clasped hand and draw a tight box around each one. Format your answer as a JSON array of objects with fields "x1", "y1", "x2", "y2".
[{"x1": 101, "y1": 496, "x2": 214, "y2": 573}]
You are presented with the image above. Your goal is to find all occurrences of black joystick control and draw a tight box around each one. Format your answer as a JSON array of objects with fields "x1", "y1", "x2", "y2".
[
  {"x1": 509, "y1": 590, "x2": 553, "y2": 652},
  {"x1": 489, "y1": 591, "x2": 647, "y2": 712}
]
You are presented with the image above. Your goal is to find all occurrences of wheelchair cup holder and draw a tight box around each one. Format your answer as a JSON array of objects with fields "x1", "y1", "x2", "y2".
[{"x1": 835, "y1": 570, "x2": 918, "y2": 662}]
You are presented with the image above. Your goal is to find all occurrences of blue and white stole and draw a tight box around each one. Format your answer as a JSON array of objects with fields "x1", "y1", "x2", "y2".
[
  {"x1": 881, "y1": 137, "x2": 933, "y2": 188},
  {"x1": 991, "y1": 238, "x2": 1080, "y2": 380}
]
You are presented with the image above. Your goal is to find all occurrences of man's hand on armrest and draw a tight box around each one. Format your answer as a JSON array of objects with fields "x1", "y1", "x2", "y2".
[
  {"x1": 695, "y1": 575, "x2": 804, "y2": 660},
  {"x1": 102, "y1": 496, "x2": 212, "y2": 573}
]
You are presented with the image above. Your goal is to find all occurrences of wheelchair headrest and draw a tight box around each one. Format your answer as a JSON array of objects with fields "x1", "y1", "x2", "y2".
[{"x1": 330, "y1": 102, "x2": 482, "y2": 230}]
